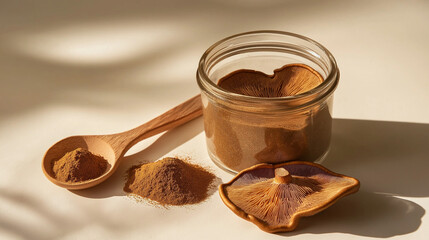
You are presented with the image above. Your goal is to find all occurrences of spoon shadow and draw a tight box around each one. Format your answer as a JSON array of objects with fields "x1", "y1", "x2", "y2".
[{"x1": 71, "y1": 117, "x2": 204, "y2": 199}]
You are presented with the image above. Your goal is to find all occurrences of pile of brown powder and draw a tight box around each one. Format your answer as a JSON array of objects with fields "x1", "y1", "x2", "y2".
[
  {"x1": 123, "y1": 157, "x2": 216, "y2": 206},
  {"x1": 52, "y1": 148, "x2": 108, "y2": 183}
]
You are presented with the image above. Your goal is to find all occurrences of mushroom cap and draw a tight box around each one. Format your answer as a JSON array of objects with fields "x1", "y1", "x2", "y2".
[
  {"x1": 217, "y1": 64, "x2": 323, "y2": 97},
  {"x1": 219, "y1": 161, "x2": 360, "y2": 233}
]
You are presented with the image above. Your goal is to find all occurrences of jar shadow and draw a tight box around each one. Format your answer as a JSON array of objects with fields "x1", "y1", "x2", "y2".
[
  {"x1": 279, "y1": 118, "x2": 429, "y2": 237},
  {"x1": 327, "y1": 118, "x2": 429, "y2": 197},
  {"x1": 281, "y1": 190, "x2": 424, "y2": 238}
]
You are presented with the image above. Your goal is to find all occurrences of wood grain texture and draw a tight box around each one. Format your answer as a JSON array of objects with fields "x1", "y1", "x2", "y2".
[{"x1": 102, "y1": 94, "x2": 203, "y2": 158}]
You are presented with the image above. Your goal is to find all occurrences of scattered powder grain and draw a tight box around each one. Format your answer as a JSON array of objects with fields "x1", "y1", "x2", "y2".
[
  {"x1": 52, "y1": 148, "x2": 108, "y2": 183},
  {"x1": 124, "y1": 157, "x2": 216, "y2": 206}
]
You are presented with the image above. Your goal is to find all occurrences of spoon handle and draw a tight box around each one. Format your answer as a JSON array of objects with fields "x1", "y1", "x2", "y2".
[{"x1": 104, "y1": 94, "x2": 203, "y2": 157}]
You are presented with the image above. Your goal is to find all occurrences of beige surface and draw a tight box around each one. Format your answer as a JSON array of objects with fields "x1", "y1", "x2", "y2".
[{"x1": 1, "y1": 0, "x2": 428, "y2": 239}]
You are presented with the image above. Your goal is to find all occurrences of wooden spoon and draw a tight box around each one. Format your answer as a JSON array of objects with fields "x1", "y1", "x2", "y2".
[{"x1": 42, "y1": 95, "x2": 203, "y2": 190}]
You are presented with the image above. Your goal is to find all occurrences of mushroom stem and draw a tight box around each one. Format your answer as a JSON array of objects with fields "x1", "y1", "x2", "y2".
[{"x1": 274, "y1": 168, "x2": 292, "y2": 184}]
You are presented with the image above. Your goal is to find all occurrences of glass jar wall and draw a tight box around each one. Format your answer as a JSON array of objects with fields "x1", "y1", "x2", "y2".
[{"x1": 197, "y1": 31, "x2": 339, "y2": 173}]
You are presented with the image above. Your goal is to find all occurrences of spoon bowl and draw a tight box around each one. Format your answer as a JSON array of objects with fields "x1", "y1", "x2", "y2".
[
  {"x1": 42, "y1": 135, "x2": 117, "y2": 189},
  {"x1": 42, "y1": 95, "x2": 202, "y2": 190}
]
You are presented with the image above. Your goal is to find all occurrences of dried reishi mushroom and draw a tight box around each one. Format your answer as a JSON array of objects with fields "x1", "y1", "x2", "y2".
[
  {"x1": 219, "y1": 161, "x2": 360, "y2": 233},
  {"x1": 218, "y1": 64, "x2": 323, "y2": 97}
]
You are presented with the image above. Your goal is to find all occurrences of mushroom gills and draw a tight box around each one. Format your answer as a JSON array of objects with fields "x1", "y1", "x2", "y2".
[{"x1": 219, "y1": 162, "x2": 360, "y2": 233}]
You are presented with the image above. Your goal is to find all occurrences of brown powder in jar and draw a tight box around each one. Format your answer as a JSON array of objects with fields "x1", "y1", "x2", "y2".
[
  {"x1": 52, "y1": 148, "x2": 108, "y2": 183},
  {"x1": 203, "y1": 64, "x2": 332, "y2": 172},
  {"x1": 123, "y1": 157, "x2": 216, "y2": 206}
]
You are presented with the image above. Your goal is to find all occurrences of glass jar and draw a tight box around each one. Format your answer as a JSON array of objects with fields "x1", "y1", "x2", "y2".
[{"x1": 197, "y1": 31, "x2": 339, "y2": 173}]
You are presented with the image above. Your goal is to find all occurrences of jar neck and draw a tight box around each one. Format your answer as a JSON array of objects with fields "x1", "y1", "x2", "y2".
[{"x1": 196, "y1": 31, "x2": 339, "y2": 113}]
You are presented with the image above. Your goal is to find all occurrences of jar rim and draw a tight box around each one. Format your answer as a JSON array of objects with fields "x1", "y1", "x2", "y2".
[{"x1": 197, "y1": 30, "x2": 339, "y2": 109}]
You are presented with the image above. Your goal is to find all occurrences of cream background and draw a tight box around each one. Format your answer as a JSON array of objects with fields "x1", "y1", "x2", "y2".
[{"x1": 1, "y1": 0, "x2": 428, "y2": 239}]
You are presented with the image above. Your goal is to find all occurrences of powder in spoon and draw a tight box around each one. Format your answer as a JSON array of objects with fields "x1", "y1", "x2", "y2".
[
  {"x1": 52, "y1": 148, "x2": 108, "y2": 183},
  {"x1": 124, "y1": 157, "x2": 216, "y2": 206}
]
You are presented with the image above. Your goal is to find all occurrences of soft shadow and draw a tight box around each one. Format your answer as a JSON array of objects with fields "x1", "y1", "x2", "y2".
[
  {"x1": 0, "y1": 188, "x2": 82, "y2": 240},
  {"x1": 281, "y1": 119, "x2": 429, "y2": 237},
  {"x1": 207, "y1": 175, "x2": 223, "y2": 197},
  {"x1": 281, "y1": 191, "x2": 424, "y2": 238},
  {"x1": 326, "y1": 118, "x2": 429, "y2": 197},
  {"x1": 71, "y1": 117, "x2": 204, "y2": 198},
  {"x1": 0, "y1": 0, "x2": 369, "y2": 122}
]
